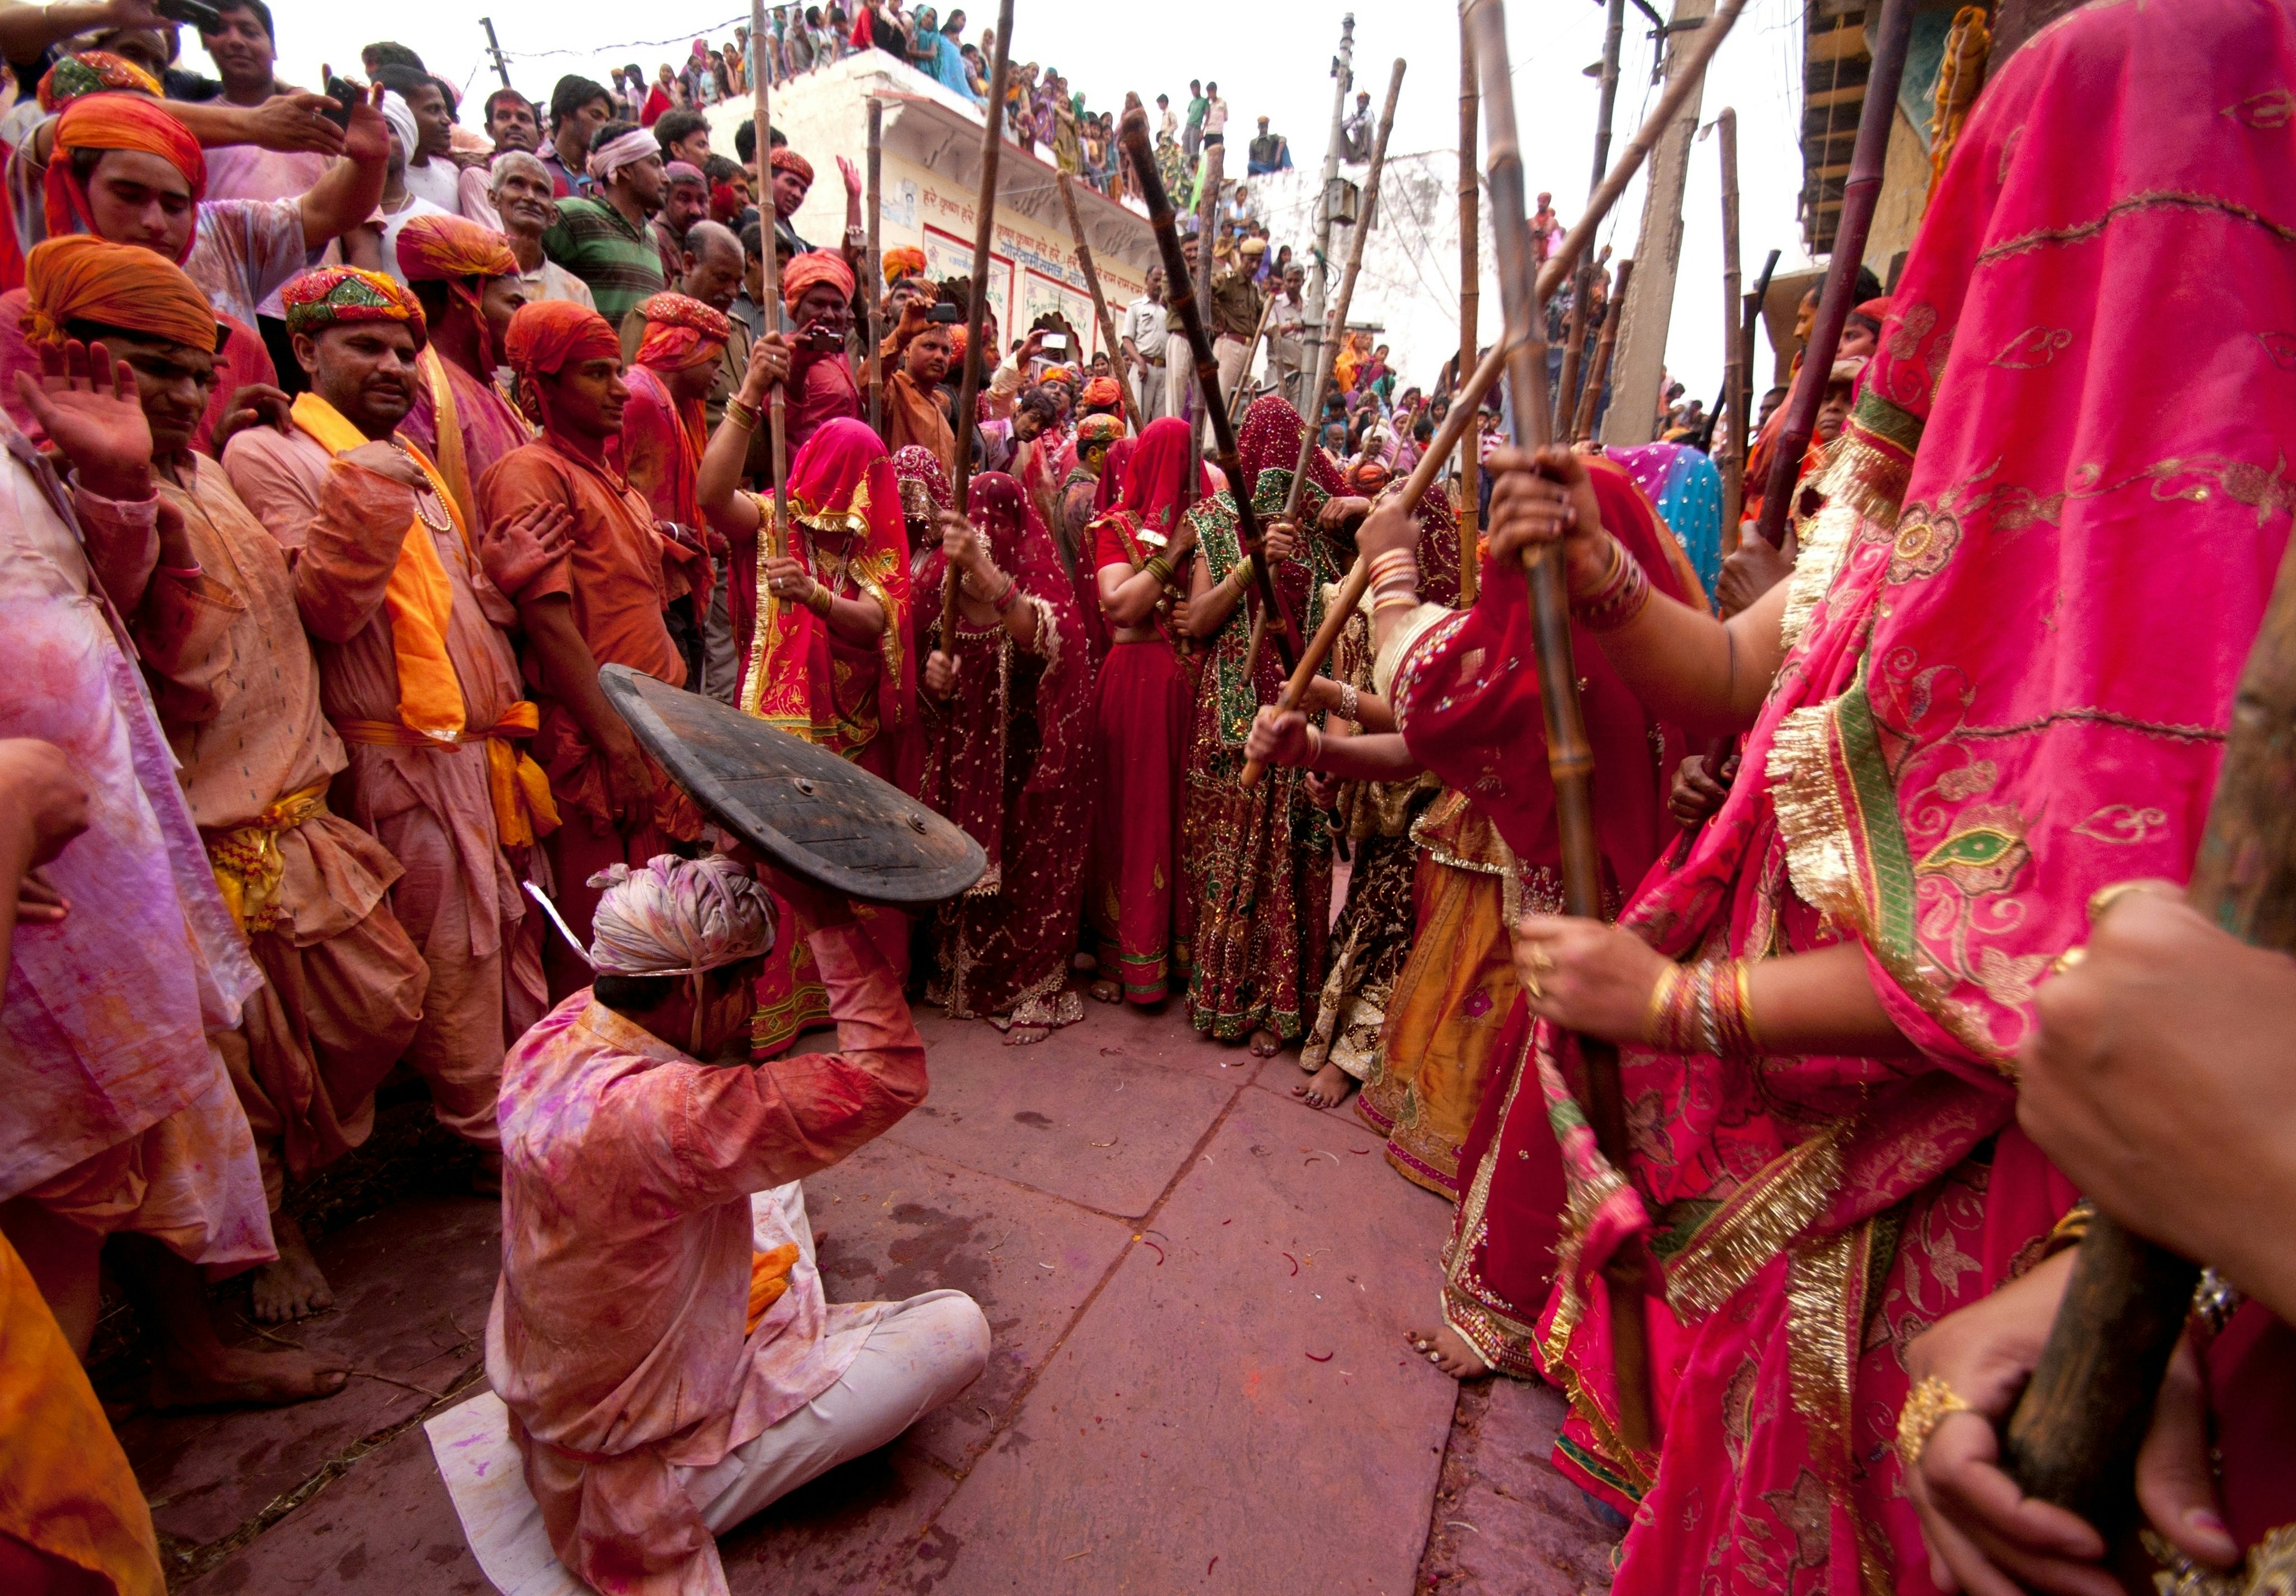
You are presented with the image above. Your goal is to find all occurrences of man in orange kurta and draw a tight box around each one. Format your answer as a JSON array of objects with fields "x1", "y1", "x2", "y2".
[
  {"x1": 479, "y1": 298, "x2": 701, "y2": 999},
  {"x1": 224, "y1": 268, "x2": 565, "y2": 1174}
]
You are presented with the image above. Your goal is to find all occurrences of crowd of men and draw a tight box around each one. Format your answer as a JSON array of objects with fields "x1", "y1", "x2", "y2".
[{"x1": 3, "y1": 3, "x2": 2295, "y2": 1596}]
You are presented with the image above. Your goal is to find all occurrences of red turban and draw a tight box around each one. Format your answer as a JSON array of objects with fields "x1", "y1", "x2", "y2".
[
  {"x1": 769, "y1": 147, "x2": 814, "y2": 187},
  {"x1": 48, "y1": 93, "x2": 205, "y2": 264},
  {"x1": 281, "y1": 267, "x2": 427, "y2": 349},
  {"x1": 781, "y1": 248, "x2": 854, "y2": 313},
  {"x1": 882, "y1": 245, "x2": 926, "y2": 286},
  {"x1": 1854, "y1": 295, "x2": 1892, "y2": 323},
  {"x1": 633, "y1": 291, "x2": 731, "y2": 373},
  {"x1": 22, "y1": 235, "x2": 214, "y2": 351},
  {"x1": 505, "y1": 298, "x2": 622, "y2": 382}
]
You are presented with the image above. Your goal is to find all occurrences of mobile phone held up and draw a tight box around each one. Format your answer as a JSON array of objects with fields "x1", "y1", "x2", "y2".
[
  {"x1": 1042, "y1": 332, "x2": 1068, "y2": 356},
  {"x1": 924, "y1": 302, "x2": 964, "y2": 326},
  {"x1": 155, "y1": 0, "x2": 226, "y2": 32},
  {"x1": 320, "y1": 76, "x2": 363, "y2": 130}
]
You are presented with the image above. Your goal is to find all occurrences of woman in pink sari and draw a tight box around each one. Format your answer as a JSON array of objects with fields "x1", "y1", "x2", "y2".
[
  {"x1": 915, "y1": 472, "x2": 1097, "y2": 1040},
  {"x1": 1455, "y1": 4, "x2": 2296, "y2": 1587}
]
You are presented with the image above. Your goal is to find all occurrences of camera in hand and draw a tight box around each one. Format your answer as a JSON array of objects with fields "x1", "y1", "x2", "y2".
[
  {"x1": 924, "y1": 303, "x2": 964, "y2": 325},
  {"x1": 157, "y1": 0, "x2": 227, "y2": 30},
  {"x1": 799, "y1": 323, "x2": 845, "y2": 352},
  {"x1": 1042, "y1": 332, "x2": 1069, "y2": 355}
]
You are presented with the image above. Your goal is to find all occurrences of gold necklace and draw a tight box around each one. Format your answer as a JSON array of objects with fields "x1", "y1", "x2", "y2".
[{"x1": 387, "y1": 439, "x2": 454, "y2": 533}]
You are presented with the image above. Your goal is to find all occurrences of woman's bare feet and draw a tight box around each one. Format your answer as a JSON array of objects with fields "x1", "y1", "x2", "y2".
[
  {"x1": 1293, "y1": 1061, "x2": 1355, "y2": 1108},
  {"x1": 1406, "y1": 1323, "x2": 1492, "y2": 1380},
  {"x1": 1248, "y1": 1027, "x2": 1284, "y2": 1058},
  {"x1": 1089, "y1": 977, "x2": 1123, "y2": 1004},
  {"x1": 250, "y1": 1212, "x2": 333, "y2": 1324},
  {"x1": 1004, "y1": 1024, "x2": 1051, "y2": 1046},
  {"x1": 148, "y1": 1341, "x2": 352, "y2": 1409}
]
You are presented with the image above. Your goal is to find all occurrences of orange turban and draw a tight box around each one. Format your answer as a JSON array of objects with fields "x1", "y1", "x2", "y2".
[
  {"x1": 781, "y1": 248, "x2": 853, "y2": 313},
  {"x1": 882, "y1": 245, "x2": 926, "y2": 286},
  {"x1": 506, "y1": 298, "x2": 622, "y2": 382},
  {"x1": 281, "y1": 267, "x2": 427, "y2": 349},
  {"x1": 48, "y1": 93, "x2": 206, "y2": 263},
  {"x1": 769, "y1": 147, "x2": 814, "y2": 187},
  {"x1": 1080, "y1": 376, "x2": 1122, "y2": 410},
  {"x1": 395, "y1": 213, "x2": 520, "y2": 285},
  {"x1": 21, "y1": 236, "x2": 215, "y2": 352},
  {"x1": 633, "y1": 291, "x2": 731, "y2": 373}
]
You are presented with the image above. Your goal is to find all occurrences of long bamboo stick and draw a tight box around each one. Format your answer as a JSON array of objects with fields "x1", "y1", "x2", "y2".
[
  {"x1": 1456, "y1": 16, "x2": 1479, "y2": 608},
  {"x1": 1227, "y1": 292, "x2": 1278, "y2": 426},
  {"x1": 1119, "y1": 95, "x2": 1300, "y2": 673},
  {"x1": 936, "y1": 0, "x2": 1015, "y2": 652},
  {"x1": 1715, "y1": 106, "x2": 1745, "y2": 539},
  {"x1": 749, "y1": 0, "x2": 787, "y2": 549},
  {"x1": 1555, "y1": 261, "x2": 1595, "y2": 444},
  {"x1": 1056, "y1": 172, "x2": 1141, "y2": 432},
  {"x1": 1570, "y1": 257, "x2": 1631, "y2": 443},
  {"x1": 1463, "y1": 0, "x2": 1657, "y2": 1455},
  {"x1": 1282, "y1": 59, "x2": 1405, "y2": 525},
  {"x1": 865, "y1": 96, "x2": 883, "y2": 436},
  {"x1": 1236, "y1": 0, "x2": 1746, "y2": 792}
]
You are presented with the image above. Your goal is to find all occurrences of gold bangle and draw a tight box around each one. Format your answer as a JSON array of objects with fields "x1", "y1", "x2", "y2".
[
  {"x1": 805, "y1": 582, "x2": 833, "y2": 617},
  {"x1": 725, "y1": 398, "x2": 760, "y2": 432},
  {"x1": 1643, "y1": 964, "x2": 1682, "y2": 1046},
  {"x1": 2042, "y1": 1200, "x2": 2095, "y2": 1258},
  {"x1": 1735, "y1": 960, "x2": 1763, "y2": 1051},
  {"x1": 1895, "y1": 1375, "x2": 1973, "y2": 1473}
]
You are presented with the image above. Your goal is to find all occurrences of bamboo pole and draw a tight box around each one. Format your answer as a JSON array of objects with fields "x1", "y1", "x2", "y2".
[
  {"x1": 865, "y1": 96, "x2": 883, "y2": 436},
  {"x1": 1570, "y1": 258, "x2": 1631, "y2": 443},
  {"x1": 1456, "y1": 17, "x2": 1480, "y2": 607},
  {"x1": 1715, "y1": 106, "x2": 1745, "y2": 539},
  {"x1": 1057, "y1": 172, "x2": 1142, "y2": 431},
  {"x1": 1119, "y1": 95, "x2": 1300, "y2": 673},
  {"x1": 1227, "y1": 292, "x2": 1278, "y2": 426},
  {"x1": 936, "y1": 0, "x2": 1015, "y2": 656},
  {"x1": 1463, "y1": 0, "x2": 1659, "y2": 1455},
  {"x1": 1236, "y1": 0, "x2": 1747, "y2": 792},
  {"x1": 1282, "y1": 58, "x2": 1405, "y2": 523},
  {"x1": 1554, "y1": 262, "x2": 1595, "y2": 445},
  {"x1": 748, "y1": 0, "x2": 788, "y2": 568}
]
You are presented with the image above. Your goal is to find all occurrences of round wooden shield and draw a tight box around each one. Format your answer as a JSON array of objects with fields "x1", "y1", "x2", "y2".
[{"x1": 600, "y1": 665, "x2": 985, "y2": 905}]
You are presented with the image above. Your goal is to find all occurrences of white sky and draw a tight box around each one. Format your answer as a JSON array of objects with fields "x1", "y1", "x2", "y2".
[{"x1": 204, "y1": 0, "x2": 1818, "y2": 398}]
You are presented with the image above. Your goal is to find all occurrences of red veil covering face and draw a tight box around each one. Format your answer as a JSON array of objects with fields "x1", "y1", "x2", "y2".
[
  {"x1": 740, "y1": 416, "x2": 915, "y2": 783},
  {"x1": 1515, "y1": 5, "x2": 2296, "y2": 1588},
  {"x1": 914, "y1": 471, "x2": 1097, "y2": 1026}
]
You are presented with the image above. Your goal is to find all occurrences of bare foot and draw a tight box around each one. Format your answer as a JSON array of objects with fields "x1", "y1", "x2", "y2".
[
  {"x1": 1004, "y1": 1024, "x2": 1051, "y2": 1046},
  {"x1": 1406, "y1": 1323, "x2": 1491, "y2": 1380},
  {"x1": 148, "y1": 1341, "x2": 350, "y2": 1409},
  {"x1": 1089, "y1": 978, "x2": 1123, "y2": 1004},
  {"x1": 1293, "y1": 1061, "x2": 1355, "y2": 1109},
  {"x1": 249, "y1": 1213, "x2": 332, "y2": 1324},
  {"x1": 471, "y1": 1149, "x2": 503, "y2": 1197},
  {"x1": 1248, "y1": 1028, "x2": 1284, "y2": 1059}
]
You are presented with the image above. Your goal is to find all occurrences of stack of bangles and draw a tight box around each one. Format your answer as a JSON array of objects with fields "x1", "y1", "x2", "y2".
[
  {"x1": 1368, "y1": 547, "x2": 1419, "y2": 615},
  {"x1": 1228, "y1": 554, "x2": 1254, "y2": 593},
  {"x1": 725, "y1": 398, "x2": 760, "y2": 432},
  {"x1": 1645, "y1": 958, "x2": 1762, "y2": 1055},
  {"x1": 1143, "y1": 553, "x2": 1175, "y2": 587},
  {"x1": 1571, "y1": 533, "x2": 1653, "y2": 633}
]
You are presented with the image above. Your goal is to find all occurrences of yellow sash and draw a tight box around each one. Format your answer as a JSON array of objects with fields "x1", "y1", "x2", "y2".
[
  {"x1": 203, "y1": 780, "x2": 331, "y2": 935},
  {"x1": 289, "y1": 392, "x2": 467, "y2": 743},
  {"x1": 334, "y1": 704, "x2": 561, "y2": 848}
]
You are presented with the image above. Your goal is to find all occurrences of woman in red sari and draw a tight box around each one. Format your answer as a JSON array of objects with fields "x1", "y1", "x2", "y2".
[
  {"x1": 915, "y1": 472, "x2": 1097, "y2": 1041},
  {"x1": 1085, "y1": 417, "x2": 1211, "y2": 1006},
  {"x1": 698, "y1": 414, "x2": 915, "y2": 1053},
  {"x1": 1460, "y1": 5, "x2": 2295, "y2": 1587}
]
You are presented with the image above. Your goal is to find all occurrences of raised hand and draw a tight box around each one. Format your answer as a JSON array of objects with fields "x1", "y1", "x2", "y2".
[
  {"x1": 340, "y1": 81, "x2": 392, "y2": 166},
  {"x1": 250, "y1": 93, "x2": 349, "y2": 157},
  {"x1": 479, "y1": 504, "x2": 573, "y2": 602},
  {"x1": 209, "y1": 383, "x2": 294, "y2": 454},
  {"x1": 836, "y1": 153, "x2": 862, "y2": 199},
  {"x1": 17, "y1": 339, "x2": 152, "y2": 501}
]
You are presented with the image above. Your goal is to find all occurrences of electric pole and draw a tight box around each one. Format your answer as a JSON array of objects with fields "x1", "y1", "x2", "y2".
[{"x1": 479, "y1": 18, "x2": 512, "y2": 90}]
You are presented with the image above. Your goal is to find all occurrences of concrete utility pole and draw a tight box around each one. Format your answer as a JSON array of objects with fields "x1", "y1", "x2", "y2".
[
  {"x1": 1304, "y1": 14, "x2": 1355, "y2": 417},
  {"x1": 1600, "y1": 0, "x2": 1711, "y2": 445}
]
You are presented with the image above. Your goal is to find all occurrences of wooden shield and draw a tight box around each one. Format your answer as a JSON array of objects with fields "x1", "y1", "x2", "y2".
[{"x1": 600, "y1": 665, "x2": 985, "y2": 905}]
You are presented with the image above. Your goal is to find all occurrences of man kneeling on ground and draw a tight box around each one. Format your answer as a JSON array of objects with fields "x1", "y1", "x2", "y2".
[{"x1": 489, "y1": 851, "x2": 987, "y2": 1589}]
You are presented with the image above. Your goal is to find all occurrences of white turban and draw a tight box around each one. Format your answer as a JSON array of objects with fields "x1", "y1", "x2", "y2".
[
  {"x1": 585, "y1": 854, "x2": 776, "y2": 977},
  {"x1": 587, "y1": 127, "x2": 662, "y2": 185},
  {"x1": 378, "y1": 91, "x2": 418, "y2": 168}
]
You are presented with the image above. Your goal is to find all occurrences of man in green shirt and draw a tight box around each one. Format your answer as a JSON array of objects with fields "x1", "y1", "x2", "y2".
[
  {"x1": 542, "y1": 120, "x2": 668, "y2": 329},
  {"x1": 1182, "y1": 79, "x2": 1207, "y2": 162}
]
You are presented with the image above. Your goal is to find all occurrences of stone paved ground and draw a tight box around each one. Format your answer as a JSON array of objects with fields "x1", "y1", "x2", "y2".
[{"x1": 112, "y1": 998, "x2": 1616, "y2": 1594}]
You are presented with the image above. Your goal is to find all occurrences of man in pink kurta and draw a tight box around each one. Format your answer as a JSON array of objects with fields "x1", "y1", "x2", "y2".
[
  {"x1": 471, "y1": 855, "x2": 987, "y2": 1594},
  {"x1": 223, "y1": 272, "x2": 543, "y2": 1159}
]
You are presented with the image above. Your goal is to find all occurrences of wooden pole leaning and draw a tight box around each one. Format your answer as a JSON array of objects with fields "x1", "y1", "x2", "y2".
[
  {"x1": 1570, "y1": 257, "x2": 1631, "y2": 444},
  {"x1": 1281, "y1": 59, "x2": 1406, "y2": 526},
  {"x1": 1057, "y1": 172, "x2": 1142, "y2": 431},
  {"x1": 865, "y1": 95, "x2": 884, "y2": 437},
  {"x1": 1119, "y1": 96, "x2": 1300, "y2": 674},
  {"x1": 1715, "y1": 106, "x2": 1745, "y2": 541},
  {"x1": 1457, "y1": 17, "x2": 1480, "y2": 606},
  {"x1": 937, "y1": 0, "x2": 1016, "y2": 653},
  {"x1": 749, "y1": 0, "x2": 788, "y2": 553}
]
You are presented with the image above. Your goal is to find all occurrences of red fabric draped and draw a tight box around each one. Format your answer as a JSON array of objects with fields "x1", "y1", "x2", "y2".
[{"x1": 621, "y1": 365, "x2": 712, "y2": 615}]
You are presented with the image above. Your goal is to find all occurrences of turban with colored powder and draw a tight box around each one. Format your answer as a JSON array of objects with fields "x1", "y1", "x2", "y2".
[
  {"x1": 664, "y1": 160, "x2": 707, "y2": 188},
  {"x1": 586, "y1": 853, "x2": 775, "y2": 976},
  {"x1": 395, "y1": 212, "x2": 519, "y2": 284},
  {"x1": 587, "y1": 127, "x2": 660, "y2": 184},
  {"x1": 48, "y1": 94, "x2": 205, "y2": 262},
  {"x1": 781, "y1": 248, "x2": 854, "y2": 313},
  {"x1": 1079, "y1": 376, "x2": 1121, "y2": 411},
  {"x1": 769, "y1": 146, "x2": 814, "y2": 185},
  {"x1": 378, "y1": 91, "x2": 418, "y2": 168},
  {"x1": 505, "y1": 298, "x2": 622, "y2": 382},
  {"x1": 1039, "y1": 364, "x2": 1077, "y2": 389},
  {"x1": 882, "y1": 245, "x2": 926, "y2": 286},
  {"x1": 1073, "y1": 413, "x2": 1125, "y2": 451},
  {"x1": 633, "y1": 291, "x2": 732, "y2": 372},
  {"x1": 21, "y1": 235, "x2": 215, "y2": 351},
  {"x1": 281, "y1": 266, "x2": 428, "y2": 349},
  {"x1": 38, "y1": 52, "x2": 160, "y2": 112}
]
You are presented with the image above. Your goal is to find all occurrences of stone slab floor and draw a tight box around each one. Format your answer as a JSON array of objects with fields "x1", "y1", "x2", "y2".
[{"x1": 114, "y1": 997, "x2": 1617, "y2": 1594}]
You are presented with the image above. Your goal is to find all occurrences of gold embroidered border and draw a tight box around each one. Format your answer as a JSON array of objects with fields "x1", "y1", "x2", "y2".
[
  {"x1": 1766, "y1": 704, "x2": 1866, "y2": 936},
  {"x1": 1663, "y1": 1126, "x2": 1845, "y2": 1320},
  {"x1": 1777, "y1": 487, "x2": 1864, "y2": 658}
]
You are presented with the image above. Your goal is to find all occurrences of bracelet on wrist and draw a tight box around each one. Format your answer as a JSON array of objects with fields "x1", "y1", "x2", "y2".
[
  {"x1": 1143, "y1": 554, "x2": 1174, "y2": 587},
  {"x1": 805, "y1": 582, "x2": 833, "y2": 617},
  {"x1": 991, "y1": 574, "x2": 1021, "y2": 613},
  {"x1": 1336, "y1": 682, "x2": 1360, "y2": 724},
  {"x1": 1571, "y1": 534, "x2": 1653, "y2": 634},
  {"x1": 1647, "y1": 958, "x2": 1761, "y2": 1056},
  {"x1": 725, "y1": 398, "x2": 760, "y2": 432}
]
